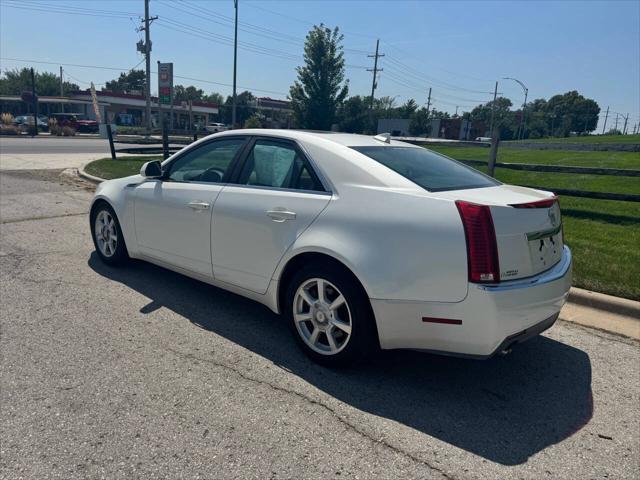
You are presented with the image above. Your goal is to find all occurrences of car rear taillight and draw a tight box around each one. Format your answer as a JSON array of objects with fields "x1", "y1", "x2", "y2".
[{"x1": 455, "y1": 200, "x2": 500, "y2": 283}]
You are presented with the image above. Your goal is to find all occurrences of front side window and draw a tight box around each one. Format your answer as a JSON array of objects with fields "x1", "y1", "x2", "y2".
[
  {"x1": 237, "y1": 140, "x2": 324, "y2": 191},
  {"x1": 352, "y1": 146, "x2": 500, "y2": 192},
  {"x1": 166, "y1": 138, "x2": 246, "y2": 183}
]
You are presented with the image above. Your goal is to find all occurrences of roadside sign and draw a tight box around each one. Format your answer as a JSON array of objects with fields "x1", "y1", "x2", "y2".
[
  {"x1": 158, "y1": 62, "x2": 173, "y2": 106},
  {"x1": 90, "y1": 82, "x2": 102, "y2": 123}
]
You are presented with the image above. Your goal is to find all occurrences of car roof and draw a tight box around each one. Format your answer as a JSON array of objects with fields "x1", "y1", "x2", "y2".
[{"x1": 226, "y1": 129, "x2": 419, "y2": 148}]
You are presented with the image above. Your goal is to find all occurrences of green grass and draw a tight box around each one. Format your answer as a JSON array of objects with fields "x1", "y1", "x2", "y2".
[
  {"x1": 505, "y1": 134, "x2": 640, "y2": 144},
  {"x1": 428, "y1": 145, "x2": 640, "y2": 169},
  {"x1": 558, "y1": 197, "x2": 640, "y2": 300},
  {"x1": 86, "y1": 153, "x2": 640, "y2": 300},
  {"x1": 84, "y1": 156, "x2": 161, "y2": 180}
]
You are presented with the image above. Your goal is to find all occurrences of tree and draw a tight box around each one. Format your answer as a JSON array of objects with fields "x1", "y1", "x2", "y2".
[
  {"x1": 409, "y1": 107, "x2": 432, "y2": 136},
  {"x1": 470, "y1": 97, "x2": 515, "y2": 139},
  {"x1": 397, "y1": 99, "x2": 418, "y2": 118},
  {"x1": 103, "y1": 70, "x2": 146, "y2": 92},
  {"x1": 289, "y1": 24, "x2": 349, "y2": 130},
  {"x1": 173, "y1": 85, "x2": 205, "y2": 102},
  {"x1": 204, "y1": 92, "x2": 224, "y2": 105},
  {"x1": 544, "y1": 91, "x2": 600, "y2": 136},
  {"x1": 244, "y1": 114, "x2": 262, "y2": 128},
  {"x1": 0, "y1": 68, "x2": 79, "y2": 96},
  {"x1": 221, "y1": 90, "x2": 255, "y2": 125},
  {"x1": 337, "y1": 95, "x2": 369, "y2": 133}
]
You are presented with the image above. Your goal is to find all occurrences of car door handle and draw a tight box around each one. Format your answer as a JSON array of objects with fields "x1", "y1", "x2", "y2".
[
  {"x1": 266, "y1": 209, "x2": 297, "y2": 222},
  {"x1": 188, "y1": 201, "x2": 210, "y2": 210}
]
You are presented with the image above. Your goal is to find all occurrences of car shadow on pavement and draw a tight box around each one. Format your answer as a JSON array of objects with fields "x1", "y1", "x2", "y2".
[{"x1": 89, "y1": 254, "x2": 593, "y2": 466}]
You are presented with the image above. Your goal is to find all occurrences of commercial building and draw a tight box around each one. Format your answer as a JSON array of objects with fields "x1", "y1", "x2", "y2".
[{"x1": 0, "y1": 90, "x2": 220, "y2": 129}]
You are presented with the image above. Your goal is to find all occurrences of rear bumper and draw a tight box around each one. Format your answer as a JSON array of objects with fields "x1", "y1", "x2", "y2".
[{"x1": 371, "y1": 245, "x2": 572, "y2": 357}]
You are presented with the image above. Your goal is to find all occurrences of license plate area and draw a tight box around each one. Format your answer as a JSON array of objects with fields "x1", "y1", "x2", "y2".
[{"x1": 527, "y1": 226, "x2": 563, "y2": 272}]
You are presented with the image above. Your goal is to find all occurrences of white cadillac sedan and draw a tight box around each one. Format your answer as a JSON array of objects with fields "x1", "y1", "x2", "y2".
[{"x1": 90, "y1": 130, "x2": 572, "y2": 366}]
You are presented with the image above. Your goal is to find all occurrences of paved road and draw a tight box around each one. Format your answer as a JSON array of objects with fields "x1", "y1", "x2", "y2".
[
  {"x1": 0, "y1": 136, "x2": 164, "y2": 170},
  {"x1": 1, "y1": 170, "x2": 639, "y2": 479}
]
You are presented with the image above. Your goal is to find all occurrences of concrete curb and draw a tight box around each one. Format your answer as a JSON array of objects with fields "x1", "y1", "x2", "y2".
[
  {"x1": 78, "y1": 165, "x2": 105, "y2": 184},
  {"x1": 568, "y1": 287, "x2": 640, "y2": 319}
]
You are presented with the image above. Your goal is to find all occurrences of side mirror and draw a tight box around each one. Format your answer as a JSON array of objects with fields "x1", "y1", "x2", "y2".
[{"x1": 140, "y1": 160, "x2": 163, "y2": 178}]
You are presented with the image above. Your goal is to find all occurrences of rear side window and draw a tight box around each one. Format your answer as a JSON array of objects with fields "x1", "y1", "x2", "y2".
[
  {"x1": 352, "y1": 146, "x2": 500, "y2": 192},
  {"x1": 237, "y1": 140, "x2": 324, "y2": 192}
]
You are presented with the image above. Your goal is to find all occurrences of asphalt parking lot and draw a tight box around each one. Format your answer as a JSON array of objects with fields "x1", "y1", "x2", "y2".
[{"x1": 1, "y1": 169, "x2": 639, "y2": 479}]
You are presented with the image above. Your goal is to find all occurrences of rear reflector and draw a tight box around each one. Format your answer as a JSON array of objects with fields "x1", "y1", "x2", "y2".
[
  {"x1": 422, "y1": 317, "x2": 463, "y2": 325},
  {"x1": 510, "y1": 196, "x2": 558, "y2": 208},
  {"x1": 455, "y1": 200, "x2": 500, "y2": 283}
]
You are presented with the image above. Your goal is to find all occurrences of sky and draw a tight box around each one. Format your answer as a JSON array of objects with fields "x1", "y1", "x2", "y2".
[{"x1": 1, "y1": 0, "x2": 639, "y2": 131}]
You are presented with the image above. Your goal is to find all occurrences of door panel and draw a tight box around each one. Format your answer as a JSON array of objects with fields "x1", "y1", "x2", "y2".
[
  {"x1": 211, "y1": 186, "x2": 331, "y2": 293},
  {"x1": 133, "y1": 137, "x2": 248, "y2": 277},
  {"x1": 134, "y1": 181, "x2": 222, "y2": 277}
]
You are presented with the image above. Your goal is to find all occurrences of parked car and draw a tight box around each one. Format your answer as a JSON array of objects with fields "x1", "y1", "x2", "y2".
[
  {"x1": 90, "y1": 130, "x2": 571, "y2": 366},
  {"x1": 13, "y1": 115, "x2": 48, "y2": 132},
  {"x1": 50, "y1": 113, "x2": 99, "y2": 133},
  {"x1": 205, "y1": 122, "x2": 229, "y2": 133}
]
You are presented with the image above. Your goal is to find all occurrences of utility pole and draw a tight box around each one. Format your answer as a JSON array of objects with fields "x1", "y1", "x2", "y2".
[
  {"x1": 520, "y1": 87, "x2": 528, "y2": 139},
  {"x1": 367, "y1": 39, "x2": 384, "y2": 128},
  {"x1": 488, "y1": 81, "x2": 498, "y2": 136},
  {"x1": 59, "y1": 66, "x2": 64, "y2": 113},
  {"x1": 30, "y1": 67, "x2": 38, "y2": 137},
  {"x1": 426, "y1": 87, "x2": 432, "y2": 116},
  {"x1": 601, "y1": 106, "x2": 609, "y2": 134},
  {"x1": 622, "y1": 113, "x2": 629, "y2": 134},
  {"x1": 140, "y1": 0, "x2": 157, "y2": 134},
  {"x1": 614, "y1": 113, "x2": 619, "y2": 132},
  {"x1": 455, "y1": 105, "x2": 458, "y2": 116},
  {"x1": 231, "y1": 0, "x2": 238, "y2": 128}
]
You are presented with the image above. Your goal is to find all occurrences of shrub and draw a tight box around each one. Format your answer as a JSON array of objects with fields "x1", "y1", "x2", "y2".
[
  {"x1": 49, "y1": 118, "x2": 63, "y2": 136},
  {"x1": 243, "y1": 114, "x2": 262, "y2": 129},
  {"x1": 1, "y1": 112, "x2": 14, "y2": 125}
]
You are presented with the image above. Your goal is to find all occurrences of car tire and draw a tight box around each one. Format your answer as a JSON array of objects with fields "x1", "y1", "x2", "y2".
[
  {"x1": 285, "y1": 262, "x2": 377, "y2": 367},
  {"x1": 90, "y1": 202, "x2": 129, "y2": 266}
]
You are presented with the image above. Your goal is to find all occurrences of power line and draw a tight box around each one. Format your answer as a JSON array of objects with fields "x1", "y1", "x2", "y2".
[
  {"x1": 383, "y1": 56, "x2": 498, "y2": 95},
  {"x1": 2, "y1": 1, "x2": 137, "y2": 19},
  {"x1": 242, "y1": 2, "x2": 378, "y2": 41},
  {"x1": 0, "y1": 57, "x2": 289, "y2": 96},
  {"x1": 383, "y1": 42, "x2": 494, "y2": 83}
]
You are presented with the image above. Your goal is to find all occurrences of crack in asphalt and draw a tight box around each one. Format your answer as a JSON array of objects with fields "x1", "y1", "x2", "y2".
[
  {"x1": 1, "y1": 212, "x2": 88, "y2": 224},
  {"x1": 164, "y1": 347, "x2": 456, "y2": 480}
]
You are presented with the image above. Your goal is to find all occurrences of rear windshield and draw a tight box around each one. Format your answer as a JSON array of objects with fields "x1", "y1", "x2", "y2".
[{"x1": 352, "y1": 146, "x2": 500, "y2": 192}]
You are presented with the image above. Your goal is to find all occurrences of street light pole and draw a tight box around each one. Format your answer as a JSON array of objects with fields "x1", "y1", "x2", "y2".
[
  {"x1": 503, "y1": 77, "x2": 528, "y2": 140},
  {"x1": 144, "y1": 0, "x2": 152, "y2": 134},
  {"x1": 231, "y1": 0, "x2": 238, "y2": 128}
]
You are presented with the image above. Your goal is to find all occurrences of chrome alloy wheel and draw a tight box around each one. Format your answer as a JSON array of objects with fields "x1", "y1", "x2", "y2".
[
  {"x1": 94, "y1": 210, "x2": 118, "y2": 257},
  {"x1": 293, "y1": 278, "x2": 352, "y2": 355}
]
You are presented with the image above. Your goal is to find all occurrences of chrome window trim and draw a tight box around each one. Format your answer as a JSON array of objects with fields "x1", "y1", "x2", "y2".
[
  {"x1": 477, "y1": 245, "x2": 572, "y2": 292},
  {"x1": 221, "y1": 183, "x2": 333, "y2": 197}
]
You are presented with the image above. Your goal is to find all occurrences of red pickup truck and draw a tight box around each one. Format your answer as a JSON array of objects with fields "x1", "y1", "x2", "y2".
[{"x1": 50, "y1": 113, "x2": 99, "y2": 133}]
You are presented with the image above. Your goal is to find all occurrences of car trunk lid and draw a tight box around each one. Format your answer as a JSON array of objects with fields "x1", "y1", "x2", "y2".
[{"x1": 442, "y1": 185, "x2": 563, "y2": 282}]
